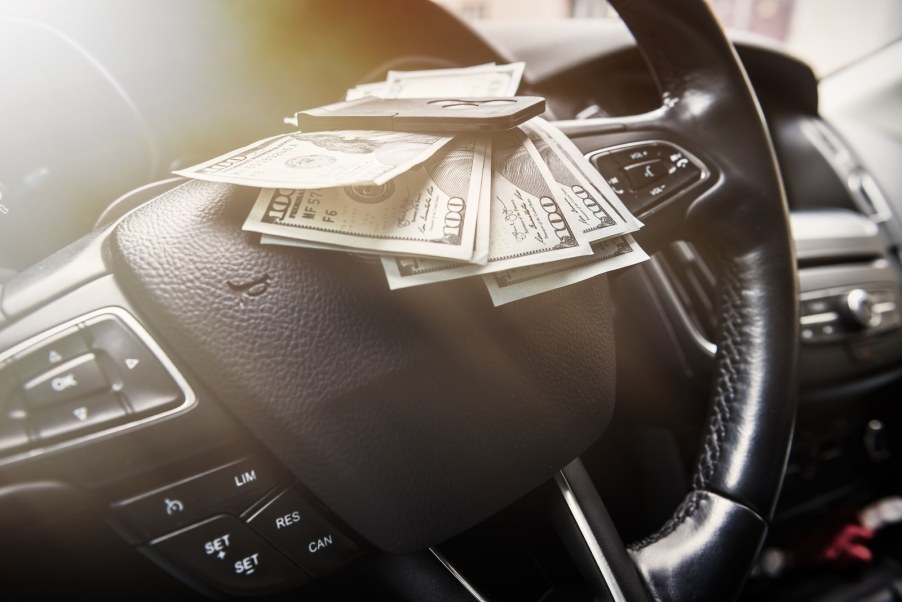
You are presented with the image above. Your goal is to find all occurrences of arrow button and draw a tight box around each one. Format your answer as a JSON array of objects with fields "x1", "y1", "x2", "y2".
[
  {"x1": 83, "y1": 316, "x2": 182, "y2": 415},
  {"x1": 31, "y1": 393, "x2": 126, "y2": 441}
]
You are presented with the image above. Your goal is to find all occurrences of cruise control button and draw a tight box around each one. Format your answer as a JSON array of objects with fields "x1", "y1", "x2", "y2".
[
  {"x1": 247, "y1": 486, "x2": 358, "y2": 576},
  {"x1": 31, "y1": 392, "x2": 126, "y2": 440},
  {"x1": 147, "y1": 515, "x2": 306, "y2": 596},
  {"x1": 22, "y1": 353, "x2": 108, "y2": 409},
  {"x1": 112, "y1": 456, "x2": 281, "y2": 540},
  {"x1": 13, "y1": 326, "x2": 90, "y2": 382}
]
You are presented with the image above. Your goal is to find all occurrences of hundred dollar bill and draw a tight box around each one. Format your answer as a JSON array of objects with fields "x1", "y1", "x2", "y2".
[
  {"x1": 258, "y1": 138, "x2": 493, "y2": 265},
  {"x1": 384, "y1": 62, "x2": 525, "y2": 98},
  {"x1": 484, "y1": 235, "x2": 650, "y2": 306},
  {"x1": 259, "y1": 234, "x2": 383, "y2": 254},
  {"x1": 343, "y1": 63, "x2": 500, "y2": 101},
  {"x1": 243, "y1": 136, "x2": 489, "y2": 261},
  {"x1": 381, "y1": 128, "x2": 591, "y2": 288},
  {"x1": 469, "y1": 136, "x2": 493, "y2": 264},
  {"x1": 530, "y1": 117, "x2": 643, "y2": 231},
  {"x1": 521, "y1": 119, "x2": 632, "y2": 242},
  {"x1": 174, "y1": 131, "x2": 452, "y2": 189}
]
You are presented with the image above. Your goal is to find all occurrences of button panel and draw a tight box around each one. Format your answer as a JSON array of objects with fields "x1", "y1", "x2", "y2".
[
  {"x1": 147, "y1": 515, "x2": 307, "y2": 596},
  {"x1": 112, "y1": 456, "x2": 281, "y2": 540},
  {"x1": 0, "y1": 308, "x2": 195, "y2": 463},
  {"x1": 588, "y1": 141, "x2": 707, "y2": 213},
  {"x1": 116, "y1": 462, "x2": 363, "y2": 596}
]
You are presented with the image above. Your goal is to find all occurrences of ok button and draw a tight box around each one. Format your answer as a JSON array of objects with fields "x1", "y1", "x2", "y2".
[{"x1": 22, "y1": 353, "x2": 108, "y2": 408}]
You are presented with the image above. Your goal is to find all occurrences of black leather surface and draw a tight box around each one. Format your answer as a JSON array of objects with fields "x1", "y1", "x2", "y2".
[
  {"x1": 349, "y1": 552, "x2": 485, "y2": 602},
  {"x1": 601, "y1": 0, "x2": 799, "y2": 600},
  {"x1": 687, "y1": 246, "x2": 797, "y2": 516},
  {"x1": 629, "y1": 490, "x2": 768, "y2": 601},
  {"x1": 111, "y1": 179, "x2": 617, "y2": 553}
]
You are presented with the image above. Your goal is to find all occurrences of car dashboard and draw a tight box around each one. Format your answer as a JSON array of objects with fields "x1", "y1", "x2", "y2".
[{"x1": 1, "y1": 3, "x2": 901, "y2": 601}]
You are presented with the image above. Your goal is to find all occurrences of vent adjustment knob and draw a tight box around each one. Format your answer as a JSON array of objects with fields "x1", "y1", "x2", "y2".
[{"x1": 844, "y1": 288, "x2": 881, "y2": 330}]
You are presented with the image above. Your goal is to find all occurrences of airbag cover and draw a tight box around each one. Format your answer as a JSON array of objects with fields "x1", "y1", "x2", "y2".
[{"x1": 111, "y1": 180, "x2": 616, "y2": 552}]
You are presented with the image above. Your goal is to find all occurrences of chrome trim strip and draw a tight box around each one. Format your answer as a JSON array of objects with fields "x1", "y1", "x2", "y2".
[
  {"x1": 554, "y1": 471, "x2": 628, "y2": 602},
  {"x1": 874, "y1": 301, "x2": 898, "y2": 314},
  {"x1": 646, "y1": 258, "x2": 718, "y2": 356},
  {"x1": 429, "y1": 548, "x2": 489, "y2": 602},
  {"x1": 800, "y1": 312, "x2": 839, "y2": 326},
  {"x1": 790, "y1": 210, "x2": 883, "y2": 261},
  {"x1": 553, "y1": 109, "x2": 670, "y2": 136},
  {"x1": 800, "y1": 119, "x2": 894, "y2": 226},
  {"x1": 849, "y1": 171, "x2": 894, "y2": 224},
  {"x1": 0, "y1": 306, "x2": 197, "y2": 467}
]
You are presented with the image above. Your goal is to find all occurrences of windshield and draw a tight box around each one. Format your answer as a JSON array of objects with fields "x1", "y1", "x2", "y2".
[{"x1": 434, "y1": 0, "x2": 902, "y2": 77}]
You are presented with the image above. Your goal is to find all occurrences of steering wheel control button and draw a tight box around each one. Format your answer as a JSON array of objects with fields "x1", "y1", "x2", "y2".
[
  {"x1": 82, "y1": 315, "x2": 182, "y2": 414},
  {"x1": 12, "y1": 326, "x2": 89, "y2": 382},
  {"x1": 622, "y1": 159, "x2": 667, "y2": 189},
  {"x1": 588, "y1": 142, "x2": 706, "y2": 213},
  {"x1": 147, "y1": 515, "x2": 307, "y2": 596},
  {"x1": 22, "y1": 353, "x2": 109, "y2": 409},
  {"x1": 247, "y1": 486, "x2": 358, "y2": 576},
  {"x1": 0, "y1": 310, "x2": 195, "y2": 465},
  {"x1": 111, "y1": 456, "x2": 281, "y2": 540},
  {"x1": 31, "y1": 392, "x2": 126, "y2": 440}
]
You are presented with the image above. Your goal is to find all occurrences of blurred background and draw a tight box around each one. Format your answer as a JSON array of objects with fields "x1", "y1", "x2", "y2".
[{"x1": 434, "y1": 0, "x2": 902, "y2": 76}]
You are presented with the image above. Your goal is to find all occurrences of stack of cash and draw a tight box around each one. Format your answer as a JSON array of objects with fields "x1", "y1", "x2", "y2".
[{"x1": 174, "y1": 63, "x2": 648, "y2": 305}]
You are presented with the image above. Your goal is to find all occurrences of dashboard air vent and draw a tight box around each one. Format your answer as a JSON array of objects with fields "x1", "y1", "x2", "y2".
[{"x1": 656, "y1": 241, "x2": 718, "y2": 345}]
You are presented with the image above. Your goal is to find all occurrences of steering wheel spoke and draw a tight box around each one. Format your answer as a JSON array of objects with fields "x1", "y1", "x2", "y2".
[
  {"x1": 555, "y1": 111, "x2": 717, "y2": 254},
  {"x1": 552, "y1": 459, "x2": 652, "y2": 602}
]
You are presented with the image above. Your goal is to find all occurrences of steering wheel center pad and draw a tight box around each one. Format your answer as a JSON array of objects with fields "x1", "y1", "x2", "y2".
[{"x1": 110, "y1": 180, "x2": 618, "y2": 552}]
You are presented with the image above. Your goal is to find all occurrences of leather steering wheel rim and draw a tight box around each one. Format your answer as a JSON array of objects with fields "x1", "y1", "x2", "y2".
[{"x1": 556, "y1": 1, "x2": 798, "y2": 599}]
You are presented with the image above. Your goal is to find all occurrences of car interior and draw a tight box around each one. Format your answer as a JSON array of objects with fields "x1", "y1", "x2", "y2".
[{"x1": 1, "y1": 1, "x2": 901, "y2": 600}]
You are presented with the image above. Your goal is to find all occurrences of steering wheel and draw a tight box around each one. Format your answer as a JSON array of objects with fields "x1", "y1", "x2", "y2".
[
  {"x1": 0, "y1": 0, "x2": 797, "y2": 600},
  {"x1": 553, "y1": 1, "x2": 799, "y2": 598}
]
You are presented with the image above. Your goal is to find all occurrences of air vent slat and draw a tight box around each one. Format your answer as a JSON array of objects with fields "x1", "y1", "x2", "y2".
[{"x1": 657, "y1": 241, "x2": 718, "y2": 344}]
